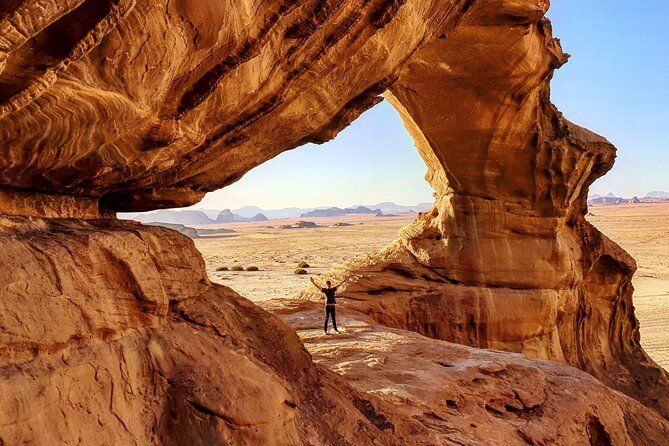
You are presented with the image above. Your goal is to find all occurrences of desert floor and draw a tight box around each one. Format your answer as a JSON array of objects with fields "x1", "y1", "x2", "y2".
[
  {"x1": 194, "y1": 204, "x2": 669, "y2": 370},
  {"x1": 587, "y1": 203, "x2": 669, "y2": 370}
]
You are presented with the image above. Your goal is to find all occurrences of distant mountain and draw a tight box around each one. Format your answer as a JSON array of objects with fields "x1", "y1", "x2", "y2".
[
  {"x1": 230, "y1": 202, "x2": 433, "y2": 219},
  {"x1": 300, "y1": 206, "x2": 382, "y2": 218},
  {"x1": 232, "y1": 206, "x2": 311, "y2": 220},
  {"x1": 216, "y1": 209, "x2": 235, "y2": 223},
  {"x1": 122, "y1": 201, "x2": 436, "y2": 224},
  {"x1": 216, "y1": 209, "x2": 252, "y2": 223},
  {"x1": 128, "y1": 210, "x2": 215, "y2": 225},
  {"x1": 587, "y1": 191, "x2": 669, "y2": 207},
  {"x1": 360, "y1": 202, "x2": 433, "y2": 214},
  {"x1": 197, "y1": 209, "x2": 223, "y2": 219},
  {"x1": 414, "y1": 202, "x2": 434, "y2": 212},
  {"x1": 232, "y1": 206, "x2": 266, "y2": 218},
  {"x1": 588, "y1": 193, "x2": 622, "y2": 206}
]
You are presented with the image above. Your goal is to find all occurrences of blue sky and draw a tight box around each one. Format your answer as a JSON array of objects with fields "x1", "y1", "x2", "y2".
[
  {"x1": 195, "y1": 1, "x2": 668, "y2": 210},
  {"x1": 549, "y1": 0, "x2": 668, "y2": 198}
]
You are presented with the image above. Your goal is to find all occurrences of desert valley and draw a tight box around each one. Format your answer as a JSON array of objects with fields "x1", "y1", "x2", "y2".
[{"x1": 186, "y1": 202, "x2": 669, "y2": 371}]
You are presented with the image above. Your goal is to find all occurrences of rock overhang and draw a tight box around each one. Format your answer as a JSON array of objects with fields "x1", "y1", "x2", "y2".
[{"x1": 0, "y1": 0, "x2": 578, "y2": 215}]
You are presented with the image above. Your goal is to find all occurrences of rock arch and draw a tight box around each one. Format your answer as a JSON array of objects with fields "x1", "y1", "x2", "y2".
[
  {"x1": 0, "y1": 0, "x2": 667, "y2": 443},
  {"x1": 318, "y1": 3, "x2": 669, "y2": 416}
]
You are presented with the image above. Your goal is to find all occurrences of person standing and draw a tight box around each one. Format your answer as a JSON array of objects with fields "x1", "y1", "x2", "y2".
[{"x1": 310, "y1": 277, "x2": 346, "y2": 334}]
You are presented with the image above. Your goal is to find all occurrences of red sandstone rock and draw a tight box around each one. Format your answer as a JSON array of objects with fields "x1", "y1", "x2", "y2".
[
  {"x1": 267, "y1": 298, "x2": 669, "y2": 445},
  {"x1": 300, "y1": 0, "x2": 669, "y2": 420},
  {"x1": 0, "y1": 0, "x2": 667, "y2": 444},
  {"x1": 0, "y1": 218, "x2": 427, "y2": 445}
]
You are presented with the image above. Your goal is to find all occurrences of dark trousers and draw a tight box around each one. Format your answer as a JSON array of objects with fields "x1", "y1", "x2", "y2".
[{"x1": 324, "y1": 305, "x2": 337, "y2": 332}]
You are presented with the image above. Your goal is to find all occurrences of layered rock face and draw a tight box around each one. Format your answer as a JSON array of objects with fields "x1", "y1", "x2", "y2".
[
  {"x1": 0, "y1": 0, "x2": 668, "y2": 444},
  {"x1": 2, "y1": 217, "x2": 666, "y2": 445},
  {"x1": 0, "y1": 0, "x2": 463, "y2": 211}
]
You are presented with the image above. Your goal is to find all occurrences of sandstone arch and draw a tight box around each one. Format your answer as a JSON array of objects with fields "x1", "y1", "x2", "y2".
[
  {"x1": 0, "y1": 0, "x2": 667, "y2": 444},
  {"x1": 316, "y1": 2, "x2": 669, "y2": 417}
]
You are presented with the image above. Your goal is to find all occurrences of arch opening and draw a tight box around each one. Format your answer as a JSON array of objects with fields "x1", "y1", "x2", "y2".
[{"x1": 122, "y1": 98, "x2": 437, "y2": 301}]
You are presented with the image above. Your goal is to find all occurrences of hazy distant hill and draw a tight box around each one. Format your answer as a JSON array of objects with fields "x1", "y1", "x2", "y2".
[
  {"x1": 120, "y1": 201, "x2": 435, "y2": 224},
  {"x1": 216, "y1": 209, "x2": 247, "y2": 223},
  {"x1": 232, "y1": 206, "x2": 312, "y2": 220},
  {"x1": 301, "y1": 206, "x2": 382, "y2": 218},
  {"x1": 588, "y1": 192, "x2": 669, "y2": 206},
  {"x1": 144, "y1": 222, "x2": 235, "y2": 239},
  {"x1": 588, "y1": 193, "x2": 624, "y2": 206},
  {"x1": 215, "y1": 209, "x2": 269, "y2": 223},
  {"x1": 233, "y1": 202, "x2": 433, "y2": 219},
  {"x1": 127, "y1": 210, "x2": 215, "y2": 225},
  {"x1": 360, "y1": 202, "x2": 433, "y2": 214}
]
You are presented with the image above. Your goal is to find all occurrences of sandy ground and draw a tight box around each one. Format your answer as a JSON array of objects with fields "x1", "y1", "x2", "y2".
[
  {"x1": 195, "y1": 204, "x2": 669, "y2": 370},
  {"x1": 587, "y1": 203, "x2": 669, "y2": 370},
  {"x1": 194, "y1": 214, "x2": 411, "y2": 300}
]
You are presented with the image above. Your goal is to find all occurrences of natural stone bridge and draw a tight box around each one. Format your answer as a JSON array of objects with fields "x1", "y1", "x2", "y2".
[{"x1": 0, "y1": 0, "x2": 667, "y2": 444}]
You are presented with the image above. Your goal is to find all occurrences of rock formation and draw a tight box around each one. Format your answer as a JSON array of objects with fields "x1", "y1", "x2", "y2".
[
  {"x1": 216, "y1": 209, "x2": 263, "y2": 223},
  {"x1": 133, "y1": 209, "x2": 215, "y2": 225},
  {"x1": 0, "y1": 0, "x2": 667, "y2": 444},
  {"x1": 280, "y1": 220, "x2": 320, "y2": 230},
  {"x1": 304, "y1": 0, "x2": 669, "y2": 419},
  {"x1": 267, "y1": 298, "x2": 669, "y2": 445},
  {"x1": 301, "y1": 206, "x2": 382, "y2": 218},
  {"x1": 215, "y1": 209, "x2": 235, "y2": 223},
  {"x1": 0, "y1": 218, "x2": 428, "y2": 444}
]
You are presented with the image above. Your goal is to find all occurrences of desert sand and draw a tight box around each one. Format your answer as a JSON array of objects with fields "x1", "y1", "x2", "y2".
[
  {"x1": 196, "y1": 203, "x2": 669, "y2": 371},
  {"x1": 587, "y1": 203, "x2": 669, "y2": 370},
  {"x1": 195, "y1": 215, "x2": 412, "y2": 300}
]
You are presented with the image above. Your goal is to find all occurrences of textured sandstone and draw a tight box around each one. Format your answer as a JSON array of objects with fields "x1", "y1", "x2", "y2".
[
  {"x1": 301, "y1": 0, "x2": 669, "y2": 419},
  {"x1": 0, "y1": 0, "x2": 465, "y2": 211},
  {"x1": 2, "y1": 219, "x2": 665, "y2": 445},
  {"x1": 268, "y1": 299, "x2": 669, "y2": 445},
  {"x1": 0, "y1": 218, "x2": 428, "y2": 445},
  {"x1": 0, "y1": 0, "x2": 667, "y2": 444}
]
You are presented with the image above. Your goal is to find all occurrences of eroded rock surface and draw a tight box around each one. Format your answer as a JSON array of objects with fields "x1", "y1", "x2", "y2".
[
  {"x1": 300, "y1": 0, "x2": 669, "y2": 419},
  {"x1": 0, "y1": 218, "x2": 430, "y2": 445},
  {"x1": 0, "y1": 0, "x2": 467, "y2": 211},
  {"x1": 2, "y1": 218, "x2": 666, "y2": 445},
  {"x1": 267, "y1": 299, "x2": 669, "y2": 445},
  {"x1": 1, "y1": 0, "x2": 667, "y2": 444}
]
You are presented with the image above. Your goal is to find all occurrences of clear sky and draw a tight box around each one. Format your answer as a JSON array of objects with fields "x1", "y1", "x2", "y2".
[
  {"x1": 194, "y1": 0, "x2": 668, "y2": 210},
  {"x1": 549, "y1": 0, "x2": 668, "y2": 198}
]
